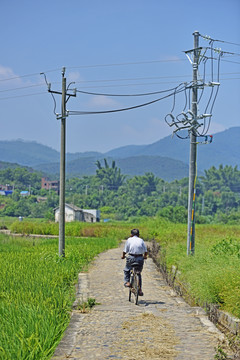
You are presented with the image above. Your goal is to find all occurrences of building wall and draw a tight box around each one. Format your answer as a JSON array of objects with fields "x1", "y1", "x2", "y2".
[
  {"x1": 41, "y1": 177, "x2": 59, "y2": 194},
  {"x1": 83, "y1": 209, "x2": 100, "y2": 222},
  {"x1": 54, "y1": 205, "x2": 98, "y2": 223},
  {"x1": 83, "y1": 211, "x2": 95, "y2": 223},
  {"x1": 55, "y1": 206, "x2": 84, "y2": 222}
]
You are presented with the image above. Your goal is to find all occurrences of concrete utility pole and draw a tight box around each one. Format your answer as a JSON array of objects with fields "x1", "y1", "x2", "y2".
[
  {"x1": 59, "y1": 68, "x2": 66, "y2": 257},
  {"x1": 187, "y1": 31, "x2": 200, "y2": 255},
  {"x1": 47, "y1": 67, "x2": 76, "y2": 257}
]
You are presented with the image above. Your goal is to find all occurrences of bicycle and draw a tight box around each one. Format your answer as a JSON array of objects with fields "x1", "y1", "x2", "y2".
[{"x1": 128, "y1": 262, "x2": 141, "y2": 305}]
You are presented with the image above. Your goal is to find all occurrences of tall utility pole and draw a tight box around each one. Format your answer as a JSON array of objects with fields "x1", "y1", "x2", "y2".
[
  {"x1": 187, "y1": 31, "x2": 200, "y2": 255},
  {"x1": 47, "y1": 67, "x2": 76, "y2": 257},
  {"x1": 59, "y1": 68, "x2": 66, "y2": 257}
]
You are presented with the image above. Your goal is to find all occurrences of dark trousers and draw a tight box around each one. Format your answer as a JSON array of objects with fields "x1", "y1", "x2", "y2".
[{"x1": 124, "y1": 255, "x2": 144, "y2": 288}]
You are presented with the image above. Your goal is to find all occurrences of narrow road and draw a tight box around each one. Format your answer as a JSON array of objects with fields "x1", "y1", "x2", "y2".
[{"x1": 52, "y1": 242, "x2": 229, "y2": 360}]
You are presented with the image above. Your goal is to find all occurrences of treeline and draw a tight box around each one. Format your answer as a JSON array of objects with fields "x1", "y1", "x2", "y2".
[{"x1": 0, "y1": 161, "x2": 240, "y2": 223}]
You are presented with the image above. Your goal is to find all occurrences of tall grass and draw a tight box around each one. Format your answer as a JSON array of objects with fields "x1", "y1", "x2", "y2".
[
  {"x1": 149, "y1": 219, "x2": 240, "y2": 318},
  {"x1": 0, "y1": 234, "x2": 118, "y2": 360},
  {"x1": 9, "y1": 220, "x2": 148, "y2": 239},
  {"x1": 2, "y1": 217, "x2": 240, "y2": 359}
]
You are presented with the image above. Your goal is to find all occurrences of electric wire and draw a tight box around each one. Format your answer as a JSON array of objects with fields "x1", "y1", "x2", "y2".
[
  {"x1": 0, "y1": 82, "x2": 47, "y2": 93},
  {"x1": 197, "y1": 58, "x2": 207, "y2": 105},
  {"x1": 0, "y1": 92, "x2": 46, "y2": 100},
  {"x1": 201, "y1": 43, "x2": 215, "y2": 135},
  {"x1": 68, "y1": 86, "x2": 187, "y2": 116},
  {"x1": 200, "y1": 34, "x2": 240, "y2": 47},
  {"x1": 222, "y1": 59, "x2": 240, "y2": 65},
  {"x1": 0, "y1": 77, "x2": 238, "y2": 101},
  {"x1": 0, "y1": 72, "x2": 238, "y2": 94},
  {"x1": 0, "y1": 58, "x2": 188, "y2": 84},
  {"x1": 202, "y1": 49, "x2": 222, "y2": 136},
  {"x1": 170, "y1": 83, "x2": 187, "y2": 113},
  {"x1": 75, "y1": 85, "x2": 182, "y2": 97},
  {"x1": 0, "y1": 68, "x2": 62, "y2": 83},
  {"x1": 67, "y1": 58, "x2": 187, "y2": 70},
  {"x1": 41, "y1": 72, "x2": 57, "y2": 115}
]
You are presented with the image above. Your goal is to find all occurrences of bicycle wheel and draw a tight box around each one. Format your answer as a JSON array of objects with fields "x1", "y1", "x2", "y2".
[
  {"x1": 133, "y1": 273, "x2": 139, "y2": 305},
  {"x1": 129, "y1": 273, "x2": 133, "y2": 302}
]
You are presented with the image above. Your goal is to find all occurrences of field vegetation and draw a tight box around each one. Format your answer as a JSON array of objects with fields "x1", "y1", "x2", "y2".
[
  {"x1": 0, "y1": 219, "x2": 240, "y2": 359},
  {"x1": 1, "y1": 163, "x2": 240, "y2": 224},
  {"x1": 145, "y1": 218, "x2": 240, "y2": 318},
  {"x1": 0, "y1": 232, "x2": 119, "y2": 360}
]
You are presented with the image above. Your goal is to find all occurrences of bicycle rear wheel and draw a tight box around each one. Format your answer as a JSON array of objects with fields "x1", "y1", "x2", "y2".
[
  {"x1": 129, "y1": 273, "x2": 133, "y2": 302},
  {"x1": 133, "y1": 273, "x2": 139, "y2": 305}
]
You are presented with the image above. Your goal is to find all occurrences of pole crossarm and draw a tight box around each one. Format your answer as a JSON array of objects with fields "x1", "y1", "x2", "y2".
[{"x1": 48, "y1": 89, "x2": 76, "y2": 97}]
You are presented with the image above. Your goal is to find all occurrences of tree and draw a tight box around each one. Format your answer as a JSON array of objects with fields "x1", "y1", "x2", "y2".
[{"x1": 95, "y1": 159, "x2": 126, "y2": 190}]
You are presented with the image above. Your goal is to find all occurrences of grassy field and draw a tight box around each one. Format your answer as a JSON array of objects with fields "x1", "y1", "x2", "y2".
[
  {"x1": 0, "y1": 234, "x2": 119, "y2": 360},
  {"x1": 145, "y1": 218, "x2": 240, "y2": 318},
  {"x1": 1, "y1": 217, "x2": 240, "y2": 359}
]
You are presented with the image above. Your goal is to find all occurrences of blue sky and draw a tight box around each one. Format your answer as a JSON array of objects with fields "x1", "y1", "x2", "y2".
[{"x1": 1, "y1": 0, "x2": 239, "y2": 153}]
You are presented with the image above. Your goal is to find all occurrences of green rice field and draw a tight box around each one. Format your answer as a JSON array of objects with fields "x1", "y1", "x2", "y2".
[
  {"x1": 1, "y1": 218, "x2": 240, "y2": 359},
  {"x1": 0, "y1": 234, "x2": 119, "y2": 360}
]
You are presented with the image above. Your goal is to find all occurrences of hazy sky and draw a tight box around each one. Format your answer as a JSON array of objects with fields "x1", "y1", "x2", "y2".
[{"x1": 1, "y1": 0, "x2": 239, "y2": 153}]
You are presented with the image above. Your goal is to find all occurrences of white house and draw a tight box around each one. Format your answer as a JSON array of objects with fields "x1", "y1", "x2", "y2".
[
  {"x1": 83, "y1": 209, "x2": 100, "y2": 222},
  {"x1": 54, "y1": 204, "x2": 100, "y2": 223}
]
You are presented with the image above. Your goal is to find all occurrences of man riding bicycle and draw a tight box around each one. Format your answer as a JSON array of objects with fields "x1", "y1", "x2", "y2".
[{"x1": 121, "y1": 228, "x2": 148, "y2": 296}]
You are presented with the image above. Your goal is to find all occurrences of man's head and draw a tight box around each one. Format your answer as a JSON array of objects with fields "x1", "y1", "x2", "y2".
[{"x1": 131, "y1": 228, "x2": 139, "y2": 237}]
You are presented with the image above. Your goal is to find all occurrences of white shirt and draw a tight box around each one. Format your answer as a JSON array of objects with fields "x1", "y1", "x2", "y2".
[{"x1": 124, "y1": 236, "x2": 147, "y2": 255}]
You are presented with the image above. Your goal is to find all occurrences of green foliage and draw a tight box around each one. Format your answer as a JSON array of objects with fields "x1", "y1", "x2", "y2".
[
  {"x1": 214, "y1": 346, "x2": 227, "y2": 360},
  {"x1": 1, "y1": 164, "x2": 240, "y2": 224},
  {"x1": 211, "y1": 238, "x2": 240, "y2": 257},
  {"x1": 157, "y1": 206, "x2": 187, "y2": 223},
  {"x1": 95, "y1": 158, "x2": 126, "y2": 189},
  {"x1": 0, "y1": 167, "x2": 42, "y2": 191},
  {"x1": 0, "y1": 234, "x2": 118, "y2": 359},
  {"x1": 76, "y1": 298, "x2": 99, "y2": 312},
  {"x1": 1, "y1": 218, "x2": 240, "y2": 359},
  {"x1": 152, "y1": 222, "x2": 240, "y2": 318}
]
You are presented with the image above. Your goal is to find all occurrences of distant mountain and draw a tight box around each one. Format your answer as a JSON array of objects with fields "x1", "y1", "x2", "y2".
[
  {"x1": 0, "y1": 140, "x2": 60, "y2": 166},
  {"x1": 0, "y1": 160, "x2": 41, "y2": 173},
  {"x1": 34, "y1": 155, "x2": 189, "y2": 181},
  {"x1": 0, "y1": 140, "x2": 102, "y2": 167},
  {"x1": 0, "y1": 160, "x2": 21, "y2": 170},
  {"x1": 105, "y1": 127, "x2": 240, "y2": 170},
  {"x1": 0, "y1": 127, "x2": 239, "y2": 180},
  {"x1": 116, "y1": 156, "x2": 189, "y2": 180}
]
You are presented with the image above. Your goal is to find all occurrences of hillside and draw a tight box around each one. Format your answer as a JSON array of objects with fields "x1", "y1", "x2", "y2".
[
  {"x1": 0, "y1": 140, "x2": 60, "y2": 166},
  {"x1": 105, "y1": 127, "x2": 240, "y2": 170},
  {"x1": 34, "y1": 155, "x2": 189, "y2": 181},
  {"x1": 0, "y1": 127, "x2": 239, "y2": 180},
  {"x1": 0, "y1": 160, "x2": 39, "y2": 173},
  {"x1": 0, "y1": 140, "x2": 102, "y2": 166}
]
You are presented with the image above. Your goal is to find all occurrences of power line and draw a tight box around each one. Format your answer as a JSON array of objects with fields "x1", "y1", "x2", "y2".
[
  {"x1": 200, "y1": 34, "x2": 240, "y2": 47},
  {"x1": 0, "y1": 59, "x2": 187, "y2": 83},
  {"x1": 75, "y1": 85, "x2": 184, "y2": 97},
  {"x1": 0, "y1": 68, "x2": 61, "y2": 83},
  {"x1": 0, "y1": 91, "x2": 47, "y2": 101},
  {"x1": 67, "y1": 58, "x2": 187, "y2": 70},
  {"x1": 0, "y1": 71, "x2": 239, "y2": 94},
  {"x1": 0, "y1": 82, "x2": 51, "y2": 93},
  {"x1": 222, "y1": 59, "x2": 240, "y2": 65},
  {"x1": 69, "y1": 86, "x2": 186, "y2": 116},
  {"x1": 0, "y1": 77, "x2": 238, "y2": 101},
  {"x1": 0, "y1": 78, "x2": 238, "y2": 101}
]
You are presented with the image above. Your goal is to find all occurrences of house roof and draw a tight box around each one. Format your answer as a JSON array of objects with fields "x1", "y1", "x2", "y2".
[
  {"x1": 53, "y1": 204, "x2": 97, "y2": 217},
  {"x1": 54, "y1": 203, "x2": 82, "y2": 212}
]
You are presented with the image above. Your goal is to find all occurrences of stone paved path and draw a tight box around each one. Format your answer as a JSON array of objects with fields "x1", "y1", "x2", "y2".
[{"x1": 52, "y1": 242, "x2": 230, "y2": 360}]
